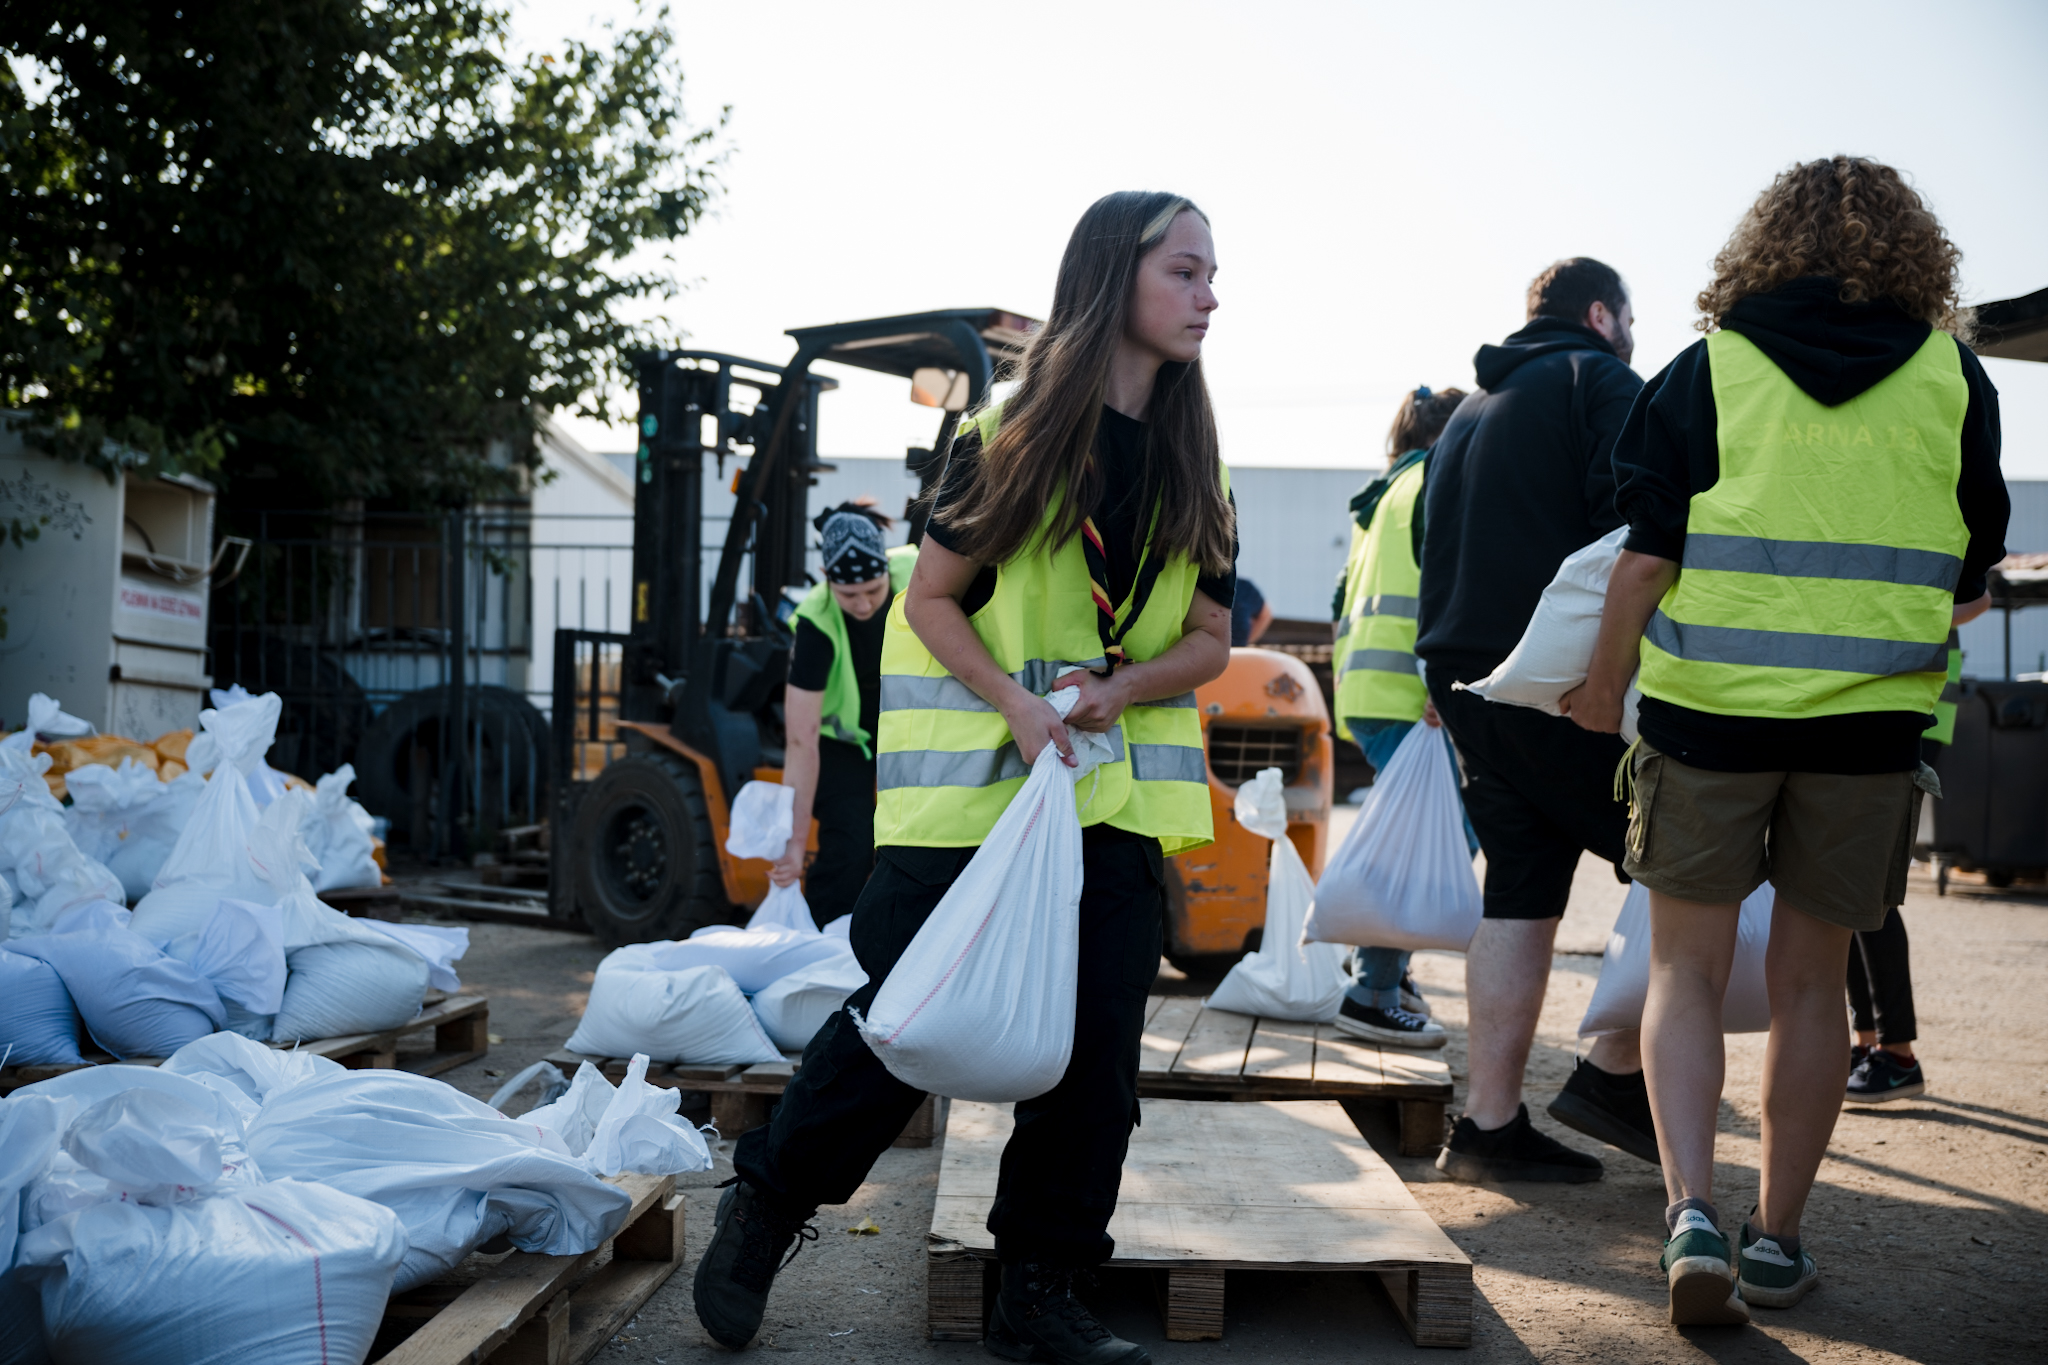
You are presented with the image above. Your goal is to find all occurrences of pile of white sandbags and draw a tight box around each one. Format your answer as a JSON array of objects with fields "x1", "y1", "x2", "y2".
[
  {"x1": 568, "y1": 882, "x2": 869, "y2": 1062},
  {"x1": 0, "y1": 1031, "x2": 710, "y2": 1361}
]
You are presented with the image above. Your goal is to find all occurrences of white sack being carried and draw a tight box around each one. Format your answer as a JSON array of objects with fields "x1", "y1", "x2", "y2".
[
  {"x1": 520, "y1": 1054, "x2": 714, "y2": 1177},
  {"x1": 1455, "y1": 525, "x2": 1642, "y2": 742},
  {"x1": 1206, "y1": 767, "x2": 1348, "y2": 1022},
  {"x1": 747, "y1": 880, "x2": 819, "y2": 935},
  {"x1": 852, "y1": 687, "x2": 1116, "y2": 1102},
  {"x1": 566, "y1": 952, "x2": 781, "y2": 1066},
  {"x1": 130, "y1": 698, "x2": 286, "y2": 939},
  {"x1": 661, "y1": 923, "x2": 852, "y2": 993},
  {"x1": 1303, "y1": 721, "x2": 1483, "y2": 953},
  {"x1": 0, "y1": 947, "x2": 85, "y2": 1065},
  {"x1": 1579, "y1": 881, "x2": 1774, "y2": 1036},
  {"x1": 725, "y1": 780, "x2": 795, "y2": 859},
  {"x1": 248, "y1": 1067, "x2": 632, "y2": 1291},
  {"x1": 751, "y1": 949, "x2": 867, "y2": 1051},
  {"x1": 10, "y1": 903, "x2": 226, "y2": 1058},
  {"x1": 64, "y1": 759, "x2": 200, "y2": 903},
  {"x1": 306, "y1": 763, "x2": 381, "y2": 891},
  {"x1": 193, "y1": 685, "x2": 295, "y2": 806},
  {"x1": 17, "y1": 1088, "x2": 407, "y2": 1365}
]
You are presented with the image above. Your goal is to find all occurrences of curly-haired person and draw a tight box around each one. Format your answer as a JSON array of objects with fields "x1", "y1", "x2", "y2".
[{"x1": 1560, "y1": 156, "x2": 2007, "y2": 1326}]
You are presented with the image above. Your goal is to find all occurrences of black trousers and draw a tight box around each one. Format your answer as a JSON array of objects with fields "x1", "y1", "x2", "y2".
[
  {"x1": 1847, "y1": 905, "x2": 1917, "y2": 1045},
  {"x1": 1429, "y1": 670, "x2": 1630, "y2": 919},
  {"x1": 805, "y1": 739, "x2": 878, "y2": 929},
  {"x1": 734, "y1": 824, "x2": 1164, "y2": 1267}
]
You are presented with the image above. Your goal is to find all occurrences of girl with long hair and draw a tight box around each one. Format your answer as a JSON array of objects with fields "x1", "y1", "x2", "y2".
[
  {"x1": 1563, "y1": 156, "x2": 2007, "y2": 1325},
  {"x1": 694, "y1": 192, "x2": 1238, "y2": 1365}
]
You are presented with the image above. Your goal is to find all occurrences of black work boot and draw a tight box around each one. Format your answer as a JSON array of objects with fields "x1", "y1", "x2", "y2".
[
  {"x1": 1548, "y1": 1057, "x2": 1661, "y2": 1166},
  {"x1": 692, "y1": 1178, "x2": 818, "y2": 1350},
  {"x1": 984, "y1": 1261, "x2": 1150, "y2": 1364}
]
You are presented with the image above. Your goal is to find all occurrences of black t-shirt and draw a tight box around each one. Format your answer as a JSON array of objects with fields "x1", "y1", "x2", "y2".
[
  {"x1": 925, "y1": 405, "x2": 1237, "y2": 617},
  {"x1": 787, "y1": 593, "x2": 891, "y2": 750}
]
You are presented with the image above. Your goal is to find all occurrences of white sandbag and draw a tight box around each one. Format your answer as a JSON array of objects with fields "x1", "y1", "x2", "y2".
[
  {"x1": 751, "y1": 949, "x2": 867, "y2": 1051},
  {"x1": 747, "y1": 879, "x2": 819, "y2": 935},
  {"x1": 0, "y1": 805, "x2": 126, "y2": 938},
  {"x1": 823, "y1": 913, "x2": 851, "y2": 940},
  {"x1": 160, "y1": 897, "x2": 287, "y2": 1038},
  {"x1": 63, "y1": 760, "x2": 193, "y2": 903},
  {"x1": 1206, "y1": 768, "x2": 1348, "y2": 1022},
  {"x1": 0, "y1": 868, "x2": 11, "y2": 941},
  {"x1": 1579, "y1": 881, "x2": 1774, "y2": 1036},
  {"x1": 355, "y1": 918, "x2": 469, "y2": 993},
  {"x1": 852, "y1": 687, "x2": 1116, "y2": 1102},
  {"x1": 1455, "y1": 525, "x2": 1642, "y2": 742},
  {"x1": 725, "y1": 780, "x2": 795, "y2": 859},
  {"x1": 19, "y1": 1089, "x2": 406, "y2": 1365},
  {"x1": 567, "y1": 952, "x2": 781, "y2": 1066},
  {"x1": 0, "y1": 947, "x2": 85, "y2": 1066},
  {"x1": 2, "y1": 694, "x2": 93, "y2": 750},
  {"x1": 193, "y1": 685, "x2": 294, "y2": 806},
  {"x1": 306, "y1": 764, "x2": 382, "y2": 891},
  {"x1": 130, "y1": 705, "x2": 286, "y2": 938},
  {"x1": 247, "y1": 1068, "x2": 633, "y2": 1291},
  {"x1": 161, "y1": 1030, "x2": 345, "y2": 1114},
  {"x1": 522, "y1": 1055, "x2": 714, "y2": 1177},
  {"x1": 0, "y1": 1092, "x2": 66, "y2": 1365},
  {"x1": 271, "y1": 888, "x2": 429, "y2": 1042},
  {"x1": 661, "y1": 923, "x2": 853, "y2": 993},
  {"x1": 10, "y1": 903, "x2": 226, "y2": 1058},
  {"x1": 1304, "y1": 722, "x2": 1483, "y2": 953}
]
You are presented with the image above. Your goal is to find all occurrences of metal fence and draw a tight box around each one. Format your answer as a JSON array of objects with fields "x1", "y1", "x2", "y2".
[{"x1": 211, "y1": 508, "x2": 637, "y2": 860}]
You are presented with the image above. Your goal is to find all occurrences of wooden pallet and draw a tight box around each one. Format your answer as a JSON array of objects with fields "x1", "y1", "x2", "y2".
[
  {"x1": 0, "y1": 992, "x2": 489, "y2": 1093},
  {"x1": 371, "y1": 1171, "x2": 683, "y2": 1365},
  {"x1": 544, "y1": 1049, "x2": 944, "y2": 1148},
  {"x1": 928, "y1": 1099, "x2": 1473, "y2": 1349},
  {"x1": 1138, "y1": 994, "x2": 1455, "y2": 1156},
  {"x1": 400, "y1": 880, "x2": 585, "y2": 932}
]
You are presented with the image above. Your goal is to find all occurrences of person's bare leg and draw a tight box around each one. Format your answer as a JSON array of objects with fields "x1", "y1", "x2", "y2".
[
  {"x1": 1464, "y1": 916, "x2": 1560, "y2": 1129},
  {"x1": 1641, "y1": 890, "x2": 1739, "y2": 1206},
  {"x1": 1587, "y1": 1028, "x2": 1641, "y2": 1073},
  {"x1": 1755, "y1": 899, "x2": 1854, "y2": 1239}
]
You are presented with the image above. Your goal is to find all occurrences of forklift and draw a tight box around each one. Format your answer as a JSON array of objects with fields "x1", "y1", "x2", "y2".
[{"x1": 549, "y1": 309, "x2": 1335, "y2": 973}]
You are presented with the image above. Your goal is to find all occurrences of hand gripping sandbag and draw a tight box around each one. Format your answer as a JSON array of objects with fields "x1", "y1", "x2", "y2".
[
  {"x1": 851, "y1": 687, "x2": 1115, "y2": 1102},
  {"x1": 1579, "y1": 881, "x2": 1773, "y2": 1036},
  {"x1": 1304, "y1": 721, "x2": 1482, "y2": 953},
  {"x1": 17, "y1": 1089, "x2": 407, "y2": 1365},
  {"x1": 1454, "y1": 526, "x2": 1642, "y2": 742},
  {"x1": 747, "y1": 879, "x2": 820, "y2": 935},
  {"x1": 1206, "y1": 768, "x2": 1348, "y2": 1022}
]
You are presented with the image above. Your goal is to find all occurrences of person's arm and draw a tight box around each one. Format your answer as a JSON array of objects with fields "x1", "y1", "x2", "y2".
[
  {"x1": 1951, "y1": 338, "x2": 2009, "y2": 605},
  {"x1": 1247, "y1": 599, "x2": 1274, "y2": 645},
  {"x1": 772, "y1": 686, "x2": 823, "y2": 887},
  {"x1": 1955, "y1": 590, "x2": 1991, "y2": 627},
  {"x1": 1053, "y1": 588, "x2": 1232, "y2": 731},
  {"x1": 1559, "y1": 550, "x2": 1678, "y2": 732}
]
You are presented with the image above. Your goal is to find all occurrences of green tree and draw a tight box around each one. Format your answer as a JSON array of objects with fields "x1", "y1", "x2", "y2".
[{"x1": 1, "y1": 0, "x2": 721, "y2": 506}]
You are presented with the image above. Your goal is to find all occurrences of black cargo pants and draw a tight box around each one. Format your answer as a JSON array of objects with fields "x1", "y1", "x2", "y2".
[{"x1": 733, "y1": 823, "x2": 1164, "y2": 1267}]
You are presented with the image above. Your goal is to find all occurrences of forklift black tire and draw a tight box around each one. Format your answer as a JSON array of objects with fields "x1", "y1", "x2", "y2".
[{"x1": 570, "y1": 752, "x2": 733, "y2": 947}]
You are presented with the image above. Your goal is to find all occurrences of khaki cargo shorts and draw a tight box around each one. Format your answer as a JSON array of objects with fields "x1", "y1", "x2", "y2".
[{"x1": 1620, "y1": 741, "x2": 1939, "y2": 933}]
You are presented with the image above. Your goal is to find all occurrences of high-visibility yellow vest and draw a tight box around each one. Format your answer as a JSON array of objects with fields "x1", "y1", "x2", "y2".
[
  {"x1": 1638, "y1": 328, "x2": 1969, "y2": 719},
  {"x1": 789, "y1": 544, "x2": 919, "y2": 759},
  {"x1": 873, "y1": 409, "x2": 1222, "y2": 854},
  {"x1": 1928, "y1": 632, "x2": 1962, "y2": 745},
  {"x1": 1334, "y1": 453, "x2": 1427, "y2": 724}
]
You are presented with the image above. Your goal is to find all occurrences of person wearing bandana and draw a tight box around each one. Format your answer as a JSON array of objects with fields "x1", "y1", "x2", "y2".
[{"x1": 773, "y1": 503, "x2": 916, "y2": 928}]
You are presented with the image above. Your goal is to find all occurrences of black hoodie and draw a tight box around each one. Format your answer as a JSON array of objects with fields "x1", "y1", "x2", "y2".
[
  {"x1": 1613, "y1": 277, "x2": 2009, "y2": 774},
  {"x1": 1416, "y1": 317, "x2": 1643, "y2": 679}
]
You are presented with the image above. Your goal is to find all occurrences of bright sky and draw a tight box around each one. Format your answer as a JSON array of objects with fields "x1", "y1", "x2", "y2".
[{"x1": 518, "y1": 0, "x2": 2048, "y2": 476}]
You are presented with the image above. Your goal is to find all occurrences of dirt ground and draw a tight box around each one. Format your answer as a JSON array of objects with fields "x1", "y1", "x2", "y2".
[{"x1": 421, "y1": 836, "x2": 2048, "y2": 1365}]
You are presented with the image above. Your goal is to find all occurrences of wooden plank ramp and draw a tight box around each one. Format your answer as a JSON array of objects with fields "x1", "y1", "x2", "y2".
[
  {"x1": 1135, "y1": 994, "x2": 1454, "y2": 1157},
  {"x1": 544, "y1": 1048, "x2": 944, "y2": 1149},
  {"x1": 0, "y1": 992, "x2": 490, "y2": 1094},
  {"x1": 929, "y1": 1098, "x2": 1473, "y2": 1348},
  {"x1": 371, "y1": 1171, "x2": 683, "y2": 1365}
]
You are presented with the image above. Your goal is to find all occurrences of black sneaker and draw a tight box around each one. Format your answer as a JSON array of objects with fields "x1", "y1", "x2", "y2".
[
  {"x1": 1547, "y1": 1058, "x2": 1660, "y2": 1166},
  {"x1": 1399, "y1": 970, "x2": 1430, "y2": 1018},
  {"x1": 984, "y1": 1262, "x2": 1150, "y2": 1364},
  {"x1": 1331, "y1": 996, "x2": 1448, "y2": 1050},
  {"x1": 1435, "y1": 1103, "x2": 1603, "y2": 1184},
  {"x1": 1845, "y1": 1048, "x2": 1925, "y2": 1105},
  {"x1": 692, "y1": 1178, "x2": 818, "y2": 1349}
]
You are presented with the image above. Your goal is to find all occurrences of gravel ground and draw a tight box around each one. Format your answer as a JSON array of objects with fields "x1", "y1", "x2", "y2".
[{"x1": 420, "y1": 839, "x2": 2048, "y2": 1365}]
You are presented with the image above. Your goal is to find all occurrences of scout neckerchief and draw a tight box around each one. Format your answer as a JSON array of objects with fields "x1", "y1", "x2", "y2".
[{"x1": 1078, "y1": 483, "x2": 1169, "y2": 676}]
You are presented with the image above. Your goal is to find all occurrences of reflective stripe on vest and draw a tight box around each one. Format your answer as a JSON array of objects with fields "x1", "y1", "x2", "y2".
[
  {"x1": 1334, "y1": 457, "x2": 1427, "y2": 723},
  {"x1": 790, "y1": 544, "x2": 919, "y2": 758},
  {"x1": 1637, "y1": 329, "x2": 1968, "y2": 720},
  {"x1": 873, "y1": 407, "x2": 1222, "y2": 854}
]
